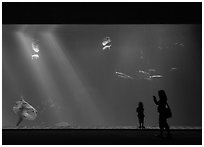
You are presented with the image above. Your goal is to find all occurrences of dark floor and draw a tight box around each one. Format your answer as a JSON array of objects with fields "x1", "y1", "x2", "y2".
[{"x1": 3, "y1": 129, "x2": 202, "y2": 145}]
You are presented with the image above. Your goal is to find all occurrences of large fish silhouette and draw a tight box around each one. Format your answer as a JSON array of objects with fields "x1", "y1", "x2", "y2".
[{"x1": 13, "y1": 97, "x2": 37, "y2": 126}]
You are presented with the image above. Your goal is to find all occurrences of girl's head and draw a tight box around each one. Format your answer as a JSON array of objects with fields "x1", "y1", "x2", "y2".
[
  {"x1": 138, "y1": 102, "x2": 143, "y2": 107},
  {"x1": 158, "y1": 90, "x2": 167, "y2": 102}
]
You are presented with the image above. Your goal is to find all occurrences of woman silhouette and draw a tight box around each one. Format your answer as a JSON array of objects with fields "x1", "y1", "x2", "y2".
[{"x1": 153, "y1": 90, "x2": 171, "y2": 137}]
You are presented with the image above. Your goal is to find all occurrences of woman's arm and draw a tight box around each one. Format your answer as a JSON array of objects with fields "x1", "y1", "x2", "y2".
[{"x1": 153, "y1": 96, "x2": 159, "y2": 105}]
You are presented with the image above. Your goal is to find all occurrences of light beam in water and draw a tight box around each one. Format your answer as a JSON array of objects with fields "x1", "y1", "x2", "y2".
[
  {"x1": 16, "y1": 31, "x2": 69, "y2": 124},
  {"x1": 41, "y1": 32, "x2": 105, "y2": 126}
]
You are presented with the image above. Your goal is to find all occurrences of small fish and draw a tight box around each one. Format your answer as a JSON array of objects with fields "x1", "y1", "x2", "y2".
[
  {"x1": 118, "y1": 75, "x2": 128, "y2": 79},
  {"x1": 102, "y1": 37, "x2": 111, "y2": 46},
  {"x1": 32, "y1": 42, "x2": 40, "y2": 53},
  {"x1": 32, "y1": 54, "x2": 39, "y2": 60},
  {"x1": 170, "y1": 67, "x2": 177, "y2": 71},
  {"x1": 102, "y1": 45, "x2": 111, "y2": 50},
  {"x1": 138, "y1": 70, "x2": 150, "y2": 75},
  {"x1": 115, "y1": 71, "x2": 134, "y2": 79},
  {"x1": 150, "y1": 75, "x2": 163, "y2": 78}
]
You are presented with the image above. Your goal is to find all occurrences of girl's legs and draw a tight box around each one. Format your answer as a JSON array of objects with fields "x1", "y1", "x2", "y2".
[
  {"x1": 141, "y1": 117, "x2": 145, "y2": 128},
  {"x1": 138, "y1": 118, "x2": 142, "y2": 128}
]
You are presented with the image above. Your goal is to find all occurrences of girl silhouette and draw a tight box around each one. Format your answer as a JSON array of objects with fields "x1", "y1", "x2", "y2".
[{"x1": 136, "y1": 102, "x2": 145, "y2": 128}]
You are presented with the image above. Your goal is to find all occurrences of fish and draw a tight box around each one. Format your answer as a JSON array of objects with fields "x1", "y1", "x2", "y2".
[
  {"x1": 150, "y1": 75, "x2": 163, "y2": 78},
  {"x1": 102, "y1": 37, "x2": 111, "y2": 46},
  {"x1": 102, "y1": 45, "x2": 111, "y2": 50},
  {"x1": 32, "y1": 54, "x2": 39, "y2": 60},
  {"x1": 115, "y1": 71, "x2": 134, "y2": 79},
  {"x1": 13, "y1": 97, "x2": 37, "y2": 125},
  {"x1": 170, "y1": 67, "x2": 177, "y2": 71},
  {"x1": 32, "y1": 42, "x2": 40, "y2": 53}
]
